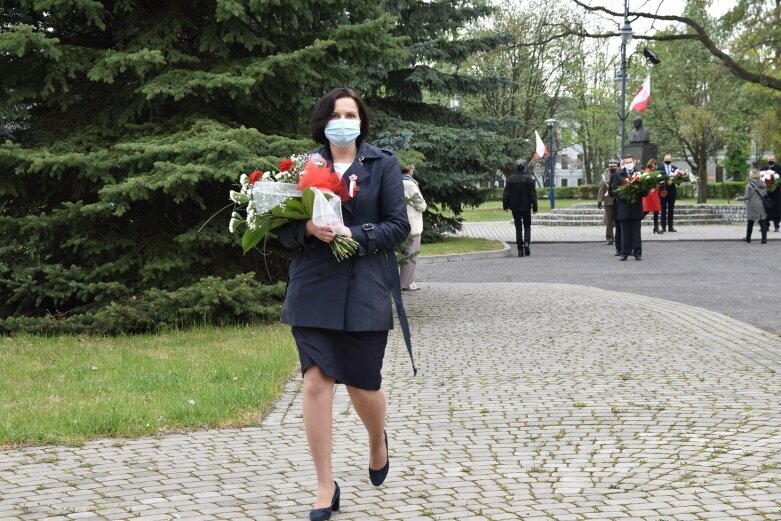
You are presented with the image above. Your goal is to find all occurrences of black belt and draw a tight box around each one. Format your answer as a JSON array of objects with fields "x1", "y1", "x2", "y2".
[{"x1": 384, "y1": 252, "x2": 417, "y2": 376}]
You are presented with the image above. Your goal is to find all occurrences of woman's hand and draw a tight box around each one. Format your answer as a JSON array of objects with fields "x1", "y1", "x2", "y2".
[
  {"x1": 305, "y1": 220, "x2": 336, "y2": 243},
  {"x1": 305, "y1": 220, "x2": 353, "y2": 242}
]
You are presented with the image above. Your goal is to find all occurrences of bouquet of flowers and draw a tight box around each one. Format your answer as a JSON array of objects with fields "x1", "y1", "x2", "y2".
[
  {"x1": 614, "y1": 170, "x2": 663, "y2": 203},
  {"x1": 760, "y1": 170, "x2": 780, "y2": 192},
  {"x1": 670, "y1": 168, "x2": 696, "y2": 186},
  {"x1": 228, "y1": 154, "x2": 359, "y2": 261}
]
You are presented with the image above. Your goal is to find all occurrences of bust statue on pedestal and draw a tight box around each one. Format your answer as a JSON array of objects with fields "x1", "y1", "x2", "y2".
[
  {"x1": 629, "y1": 116, "x2": 650, "y2": 143},
  {"x1": 624, "y1": 116, "x2": 657, "y2": 166}
]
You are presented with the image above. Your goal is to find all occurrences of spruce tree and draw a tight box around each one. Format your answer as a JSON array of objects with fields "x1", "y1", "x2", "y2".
[
  {"x1": 369, "y1": 0, "x2": 519, "y2": 238},
  {"x1": 0, "y1": 1, "x2": 405, "y2": 327}
]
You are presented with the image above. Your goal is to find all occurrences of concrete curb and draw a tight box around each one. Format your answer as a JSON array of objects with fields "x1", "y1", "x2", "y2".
[{"x1": 418, "y1": 241, "x2": 512, "y2": 264}]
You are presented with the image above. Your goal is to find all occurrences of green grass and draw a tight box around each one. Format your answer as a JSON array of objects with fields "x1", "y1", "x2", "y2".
[
  {"x1": 0, "y1": 324, "x2": 297, "y2": 447},
  {"x1": 457, "y1": 197, "x2": 738, "y2": 222},
  {"x1": 420, "y1": 237, "x2": 504, "y2": 256}
]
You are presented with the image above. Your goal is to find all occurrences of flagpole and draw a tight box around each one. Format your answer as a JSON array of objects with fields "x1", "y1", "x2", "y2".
[{"x1": 619, "y1": 0, "x2": 633, "y2": 159}]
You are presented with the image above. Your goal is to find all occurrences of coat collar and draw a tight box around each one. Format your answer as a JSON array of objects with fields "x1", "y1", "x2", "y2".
[{"x1": 314, "y1": 143, "x2": 380, "y2": 216}]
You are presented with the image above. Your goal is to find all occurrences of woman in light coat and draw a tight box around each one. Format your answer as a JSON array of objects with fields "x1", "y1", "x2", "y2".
[
  {"x1": 400, "y1": 165, "x2": 427, "y2": 290},
  {"x1": 737, "y1": 169, "x2": 769, "y2": 244}
]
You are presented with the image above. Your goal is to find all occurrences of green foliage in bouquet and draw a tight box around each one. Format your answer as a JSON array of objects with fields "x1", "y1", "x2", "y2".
[{"x1": 614, "y1": 171, "x2": 663, "y2": 204}]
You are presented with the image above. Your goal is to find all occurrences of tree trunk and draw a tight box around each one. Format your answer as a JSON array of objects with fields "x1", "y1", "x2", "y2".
[{"x1": 696, "y1": 151, "x2": 708, "y2": 204}]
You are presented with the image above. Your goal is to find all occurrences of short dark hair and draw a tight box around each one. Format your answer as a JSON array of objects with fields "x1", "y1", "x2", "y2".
[
  {"x1": 310, "y1": 88, "x2": 370, "y2": 146},
  {"x1": 401, "y1": 167, "x2": 411, "y2": 175}
]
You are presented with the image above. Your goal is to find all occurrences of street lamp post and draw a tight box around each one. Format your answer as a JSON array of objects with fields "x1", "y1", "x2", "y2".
[
  {"x1": 545, "y1": 118, "x2": 556, "y2": 210},
  {"x1": 618, "y1": 0, "x2": 633, "y2": 159}
]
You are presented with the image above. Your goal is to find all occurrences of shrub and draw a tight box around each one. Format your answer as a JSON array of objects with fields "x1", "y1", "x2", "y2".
[{"x1": 0, "y1": 274, "x2": 285, "y2": 336}]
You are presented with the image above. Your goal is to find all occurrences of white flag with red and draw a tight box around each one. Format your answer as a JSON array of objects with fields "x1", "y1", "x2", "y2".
[
  {"x1": 534, "y1": 130, "x2": 547, "y2": 158},
  {"x1": 629, "y1": 75, "x2": 651, "y2": 112}
]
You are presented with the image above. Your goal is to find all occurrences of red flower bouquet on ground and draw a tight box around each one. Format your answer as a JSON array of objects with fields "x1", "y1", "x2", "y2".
[{"x1": 228, "y1": 154, "x2": 359, "y2": 260}]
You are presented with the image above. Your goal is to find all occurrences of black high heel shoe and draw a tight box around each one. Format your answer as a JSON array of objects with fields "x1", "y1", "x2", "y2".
[
  {"x1": 309, "y1": 481, "x2": 340, "y2": 521},
  {"x1": 369, "y1": 430, "x2": 389, "y2": 486}
]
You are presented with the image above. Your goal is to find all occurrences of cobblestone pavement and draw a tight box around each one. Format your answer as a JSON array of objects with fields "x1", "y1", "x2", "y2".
[
  {"x1": 2, "y1": 283, "x2": 781, "y2": 520},
  {"x1": 459, "y1": 222, "x2": 779, "y2": 243}
]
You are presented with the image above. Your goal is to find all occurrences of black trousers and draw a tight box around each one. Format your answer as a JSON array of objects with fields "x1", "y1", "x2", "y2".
[
  {"x1": 613, "y1": 205, "x2": 622, "y2": 253},
  {"x1": 512, "y1": 209, "x2": 531, "y2": 245},
  {"x1": 661, "y1": 198, "x2": 675, "y2": 229},
  {"x1": 619, "y1": 219, "x2": 642, "y2": 255},
  {"x1": 747, "y1": 219, "x2": 768, "y2": 241}
]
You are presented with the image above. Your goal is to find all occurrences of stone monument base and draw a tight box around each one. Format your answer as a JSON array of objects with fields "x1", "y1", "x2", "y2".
[{"x1": 624, "y1": 142, "x2": 658, "y2": 168}]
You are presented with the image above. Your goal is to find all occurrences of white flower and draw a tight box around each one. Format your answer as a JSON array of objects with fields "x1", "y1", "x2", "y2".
[
  {"x1": 239, "y1": 174, "x2": 248, "y2": 185},
  {"x1": 262, "y1": 171, "x2": 272, "y2": 181},
  {"x1": 228, "y1": 212, "x2": 241, "y2": 233},
  {"x1": 188, "y1": 400, "x2": 195, "y2": 405}
]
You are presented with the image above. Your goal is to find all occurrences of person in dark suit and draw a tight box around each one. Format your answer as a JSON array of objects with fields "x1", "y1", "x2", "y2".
[
  {"x1": 761, "y1": 154, "x2": 781, "y2": 231},
  {"x1": 609, "y1": 155, "x2": 647, "y2": 260},
  {"x1": 503, "y1": 159, "x2": 538, "y2": 257},
  {"x1": 656, "y1": 153, "x2": 678, "y2": 232},
  {"x1": 276, "y1": 88, "x2": 412, "y2": 521}
]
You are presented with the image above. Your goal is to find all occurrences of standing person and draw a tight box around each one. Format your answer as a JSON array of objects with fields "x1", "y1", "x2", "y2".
[
  {"x1": 610, "y1": 154, "x2": 646, "y2": 260},
  {"x1": 736, "y1": 169, "x2": 769, "y2": 244},
  {"x1": 400, "y1": 165, "x2": 426, "y2": 291},
  {"x1": 642, "y1": 159, "x2": 663, "y2": 234},
  {"x1": 760, "y1": 154, "x2": 781, "y2": 231},
  {"x1": 276, "y1": 88, "x2": 413, "y2": 521},
  {"x1": 656, "y1": 153, "x2": 678, "y2": 232},
  {"x1": 503, "y1": 159, "x2": 538, "y2": 257},
  {"x1": 597, "y1": 160, "x2": 619, "y2": 246}
]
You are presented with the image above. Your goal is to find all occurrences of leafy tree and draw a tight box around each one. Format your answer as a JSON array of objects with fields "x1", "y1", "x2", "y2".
[
  {"x1": 642, "y1": 3, "x2": 745, "y2": 203},
  {"x1": 569, "y1": 0, "x2": 781, "y2": 92},
  {"x1": 723, "y1": 137, "x2": 751, "y2": 181},
  {"x1": 0, "y1": 1, "x2": 406, "y2": 325}
]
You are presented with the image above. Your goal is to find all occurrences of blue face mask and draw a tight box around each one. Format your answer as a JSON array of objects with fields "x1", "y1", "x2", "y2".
[{"x1": 325, "y1": 119, "x2": 361, "y2": 148}]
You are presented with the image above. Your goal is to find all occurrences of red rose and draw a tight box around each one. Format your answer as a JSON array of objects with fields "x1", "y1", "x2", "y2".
[
  {"x1": 248, "y1": 170, "x2": 262, "y2": 184},
  {"x1": 279, "y1": 158, "x2": 294, "y2": 172}
]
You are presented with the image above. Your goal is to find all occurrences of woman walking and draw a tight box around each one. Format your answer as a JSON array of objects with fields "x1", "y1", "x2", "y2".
[
  {"x1": 737, "y1": 169, "x2": 769, "y2": 244},
  {"x1": 276, "y1": 88, "x2": 413, "y2": 520},
  {"x1": 642, "y1": 159, "x2": 663, "y2": 234}
]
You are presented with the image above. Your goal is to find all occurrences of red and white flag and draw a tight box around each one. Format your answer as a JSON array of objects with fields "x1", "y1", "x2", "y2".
[
  {"x1": 534, "y1": 130, "x2": 547, "y2": 158},
  {"x1": 629, "y1": 75, "x2": 651, "y2": 112}
]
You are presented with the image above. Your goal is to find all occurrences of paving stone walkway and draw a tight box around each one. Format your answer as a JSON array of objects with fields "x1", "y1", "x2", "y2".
[{"x1": 2, "y1": 283, "x2": 781, "y2": 520}]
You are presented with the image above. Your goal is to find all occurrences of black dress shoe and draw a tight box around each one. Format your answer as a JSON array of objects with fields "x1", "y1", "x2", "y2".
[
  {"x1": 634, "y1": 254, "x2": 642, "y2": 260},
  {"x1": 607, "y1": 240, "x2": 614, "y2": 245},
  {"x1": 518, "y1": 248, "x2": 524, "y2": 257},
  {"x1": 524, "y1": 244, "x2": 531, "y2": 256},
  {"x1": 614, "y1": 251, "x2": 622, "y2": 256},
  {"x1": 369, "y1": 430, "x2": 389, "y2": 486},
  {"x1": 668, "y1": 228, "x2": 677, "y2": 232},
  {"x1": 619, "y1": 255, "x2": 628, "y2": 261},
  {"x1": 310, "y1": 481, "x2": 340, "y2": 521}
]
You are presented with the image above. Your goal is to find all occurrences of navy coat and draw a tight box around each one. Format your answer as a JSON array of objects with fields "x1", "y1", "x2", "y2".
[
  {"x1": 656, "y1": 163, "x2": 679, "y2": 201},
  {"x1": 609, "y1": 168, "x2": 647, "y2": 221},
  {"x1": 277, "y1": 143, "x2": 411, "y2": 332}
]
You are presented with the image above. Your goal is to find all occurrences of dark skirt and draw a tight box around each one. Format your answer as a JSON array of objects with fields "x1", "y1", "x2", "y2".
[{"x1": 292, "y1": 326, "x2": 389, "y2": 391}]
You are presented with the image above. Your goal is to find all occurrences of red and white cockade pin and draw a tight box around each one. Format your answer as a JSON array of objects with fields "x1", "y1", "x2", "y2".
[{"x1": 348, "y1": 174, "x2": 358, "y2": 197}]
